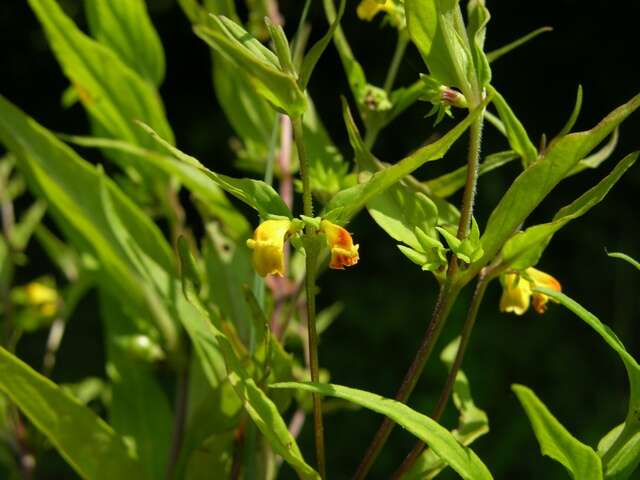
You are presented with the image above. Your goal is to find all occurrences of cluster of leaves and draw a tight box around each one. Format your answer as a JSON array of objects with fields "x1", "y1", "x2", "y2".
[{"x1": 0, "y1": 0, "x2": 638, "y2": 479}]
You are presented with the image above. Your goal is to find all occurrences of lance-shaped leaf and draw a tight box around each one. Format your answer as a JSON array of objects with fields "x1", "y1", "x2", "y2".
[
  {"x1": 405, "y1": 0, "x2": 475, "y2": 98},
  {"x1": 270, "y1": 382, "x2": 493, "y2": 480},
  {"x1": 299, "y1": 0, "x2": 346, "y2": 89},
  {"x1": 404, "y1": 337, "x2": 489, "y2": 479},
  {"x1": 27, "y1": 0, "x2": 174, "y2": 150},
  {"x1": 0, "y1": 347, "x2": 146, "y2": 480},
  {"x1": 322, "y1": 96, "x2": 490, "y2": 225},
  {"x1": 501, "y1": 152, "x2": 638, "y2": 269},
  {"x1": 477, "y1": 92, "x2": 640, "y2": 274},
  {"x1": 137, "y1": 122, "x2": 292, "y2": 219},
  {"x1": 466, "y1": 0, "x2": 491, "y2": 88},
  {"x1": 512, "y1": 384, "x2": 603, "y2": 480},
  {"x1": 195, "y1": 16, "x2": 306, "y2": 117},
  {"x1": 607, "y1": 251, "x2": 640, "y2": 271},
  {"x1": 534, "y1": 288, "x2": 640, "y2": 479},
  {"x1": 180, "y1": 280, "x2": 320, "y2": 480},
  {"x1": 84, "y1": 0, "x2": 165, "y2": 85},
  {"x1": 488, "y1": 86, "x2": 538, "y2": 166},
  {"x1": 486, "y1": 26, "x2": 552, "y2": 63}
]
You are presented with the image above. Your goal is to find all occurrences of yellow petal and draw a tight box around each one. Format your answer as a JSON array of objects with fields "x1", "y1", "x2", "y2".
[
  {"x1": 499, "y1": 273, "x2": 531, "y2": 315},
  {"x1": 357, "y1": 0, "x2": 388, "y2": 21},
  {"x1": 246, "y1": 219, "x2": 291, "y2": 277},
  {"x1": 527, "y1": 267, "x2": 561, "y2": 314},
  {"x1": 25, "y1": 282, "x2": 58, "y2": 306}
]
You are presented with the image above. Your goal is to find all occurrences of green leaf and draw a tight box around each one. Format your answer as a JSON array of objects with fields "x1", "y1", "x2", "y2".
[
  {"x1": 195, "y1": 17, "x2": 306, "y2": 116},
  {"x1": 405, "y1": 0, "x2": 475, "y2": 98},
  {"x1": 424, "y1": 150, "x2": 518, "y2": 198},
  {"x1": 569, "y1": 129, "x2": 619, "y2": 176},
  {"x1": 557, "y1": 85, "x2": 583, "y2": 138},
  {"x1": 488, "y1": 86, "x2": 538, "y2": 166},
  {"x1": 477, "y1": 92, "x2": 640, "y2": 273},
  {"x1": 512, "y1": 384, "x2": 603, "y2": 480},
  {"x1": 534, "y1": 288, "x2": 640, "y2": 477},
  {"x1": 0, "y1": 346, "x2": 146, "y2": 479},
  {"x1": 100, "y1": 291, "x2": 173, "y2": 480},
  {"x1": 84, "y1": 0, "x2": 165, "y2": 85},
  {"x1": 27, "y1": 0, "x2": 174, "y2": 151},
  {"x1": 607, "y1": 251, "x2": 640, "y2": 271},
  {"x1": 270, "y1": 382, "x2": 493, "y2": 480},
  {"x1": 60, "y1": 134, "x2": 251, "y2": 239},
  {"x1": 298, "y1": 0, "x2": 346, "y2": 89},
  {"x1": 404, "y1": 337, "x2": 489, "y2": 479},
  {"x1": 323, "y1": 96, "x2": 490, "y2": 225},
  {"x1": 597, "y1": 424, "x2": 640, "y2": 480},
  {"x1": 136, "y1": 122, "x2": 292, "y2": 219},
  {"x1": 180, "y1": 282, "x2": 320, "y2": 480},
  {"x1": 10, "y1": 200, "x2": 47, "y2": 251},
  {"x1": 486, "y1": 26, "x2": 553, "y2": 63},
  {"x1": 466, "y1": 0, "x2": 491, "y2": 88},
  {"x1": 501, "y1": 152, "x2": 638, "y2": 269}
]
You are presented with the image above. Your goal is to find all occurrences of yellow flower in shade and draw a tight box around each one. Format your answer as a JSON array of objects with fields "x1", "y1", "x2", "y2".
[
  {"x1": 247, "y1": 219, "x2": 292, "y2": 277},
  {"x1": 320, "y1": 220, "x2": 360, "y2": 270},
  {"x1": 500, "y1": 267, "x2": 562, "y2": 315},
  {"x1": 25, "y1": 282, "x2": 59, "y2": 317},
  {"x1": 357, "y1": 0, "x2": 390, "y2": 21}
]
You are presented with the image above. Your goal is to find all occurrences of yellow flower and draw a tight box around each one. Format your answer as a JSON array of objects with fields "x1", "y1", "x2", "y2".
[
  {"x1": 357, "y1": 0, "x2": 390, "y2": 21},
  {"x1": 320, "y1": 220, "x2": 359, "y2": 270},
  {"x1": 500, "y1": 267, "x2": 562, "y2": 315},
  {"x1": 25, "y1": 282, "x2": 59, "y2": 317},
  {"x1": 247, "y1": 219, "x2": 292, "y2": 277}
]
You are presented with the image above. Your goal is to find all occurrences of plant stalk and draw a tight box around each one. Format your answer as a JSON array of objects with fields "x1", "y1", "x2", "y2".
[
  {"x1": 354, "y1": 98, "x2": 486, "y2": 479},
  {"x1": 384, "y1": 32, "x2": 409, "y2": 94},
  {"x1": 353, "y1": 279, "x2": 460, "y2": 480},
  {"x1": 391, "y1": 273, "x2": 490, "y2": 479},
  {"x1": 292, "y1": 116, "x2": 326, "y2": 478}
]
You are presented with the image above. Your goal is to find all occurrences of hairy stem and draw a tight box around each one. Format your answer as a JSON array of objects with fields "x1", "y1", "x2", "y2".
[
  {"x1": 392, "y1": 273, "x2": 490, "y2": 478},
  {"x1": 292, "y1": 116, "x2": 326, "y2": 478},
  {"x1": 353, "y1": 279, "x2": 460, "y2": 479},
  {"x1": 457, "y1": 112, "x2": 485, "y2": 239}
]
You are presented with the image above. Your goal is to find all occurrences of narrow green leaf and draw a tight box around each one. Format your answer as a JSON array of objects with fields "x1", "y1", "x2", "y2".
[
  {"x1": 0, "y1": 347, "x2": 146, "y2": 479},
  {"x1": 466, "y1": 0, "x2": 492, "y2": 88},
  {"x1": 488, "y1": 86, "x2": 538, "y2": 166},
  {"x1": 323, "y1": 96, "x2": 490, "y2": 224},
  {"x1": 27, "y1": 0, "x2": 174, "y2": 150},
  {"x1": 195, "y1": 17, "x2": 306, "y2": 116},
  {"x1": 270, "y1": 382, "x2": 493, "y2": 480},
  {"x1": 569, "y1": 128, "x2": 619, "y2": 176},
  {"x1": 501, "y1": 152, "x2": 637, "y2": 269},
  {"x1": 405, "y1": 0, "x2": 475, "y2": 97},
  {"x1": 486, "y1": 26, "x2": 553, "y2": 63},
  {"x1": 136, "y1": 122, "x2": 292, "y2": 219},
  {"x1": 299, "y1": 0, "x2": 346, "y2": 89},
  {"x1": 84, "y1": 0, "x2": 165, "y2": 85},
  {"x1": 478, "y1": 92, "x2": 640, "y2": 271},
  {"x1": 597, "y1": 423, "x2": 640, "y2": 480},
  {"x1": 10, "y1": 200, "x2": 47, "y2": 251},
  {"x1": 512, "y1": 384, "x2": 603, "y2": 480},
  {"x1": 557, "y1": 85, "x2": 583, "y2": 138},
  {"x1": 607, "y1": 251, "x2": 640, "y2": 271},
  {"x1": 424, "y1": 150, "x2": 518, "y2": 198}
]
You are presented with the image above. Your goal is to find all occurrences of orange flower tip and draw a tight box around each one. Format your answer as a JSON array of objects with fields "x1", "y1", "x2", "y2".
[
  {"x1": 320, "y1": 220, "x2": 360, "y2": 270},
  {"x1": 329, "y1": 245, "x2": 360, "y2": 270}
]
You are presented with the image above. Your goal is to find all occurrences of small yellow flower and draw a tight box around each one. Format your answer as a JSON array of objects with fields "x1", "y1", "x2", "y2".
[
  {"x1": 357, "y1": 0, "x2": 390, "y2": 21},
  {"x1": 500, "y1": 267, "x2": 562, "y2": 315},
  {"x1": 320, "y1": 220, "x2": 359, "y2": 270},
  {"x1": 25, "y1": 282, "x2": 59, "y2": 317},
  {"x1": 247, "y1": 219, "x2": 292, "y2": 277}
]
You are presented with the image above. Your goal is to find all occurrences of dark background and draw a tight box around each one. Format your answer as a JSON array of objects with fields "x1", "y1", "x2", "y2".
[{"x1": 1, "y1": 0, "x2": 639, "y2": 478}]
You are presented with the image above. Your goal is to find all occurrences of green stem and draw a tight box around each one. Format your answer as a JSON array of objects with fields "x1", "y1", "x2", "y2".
[
  {"x1": 353, "y1": 279, "x2": 460, "y2": 480},
  {"x1": 391, "y1": 273, "x2": 491, "y2": 479},
  {"x1": 292, "y1": 116, "x2": 326, "y2": 478},
  {"x1": 384, "y1": 32, "x2": 409, "y2": 94},
  {"x1": 457, "y1": 112, "x2": 484, "y2": 239}
]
